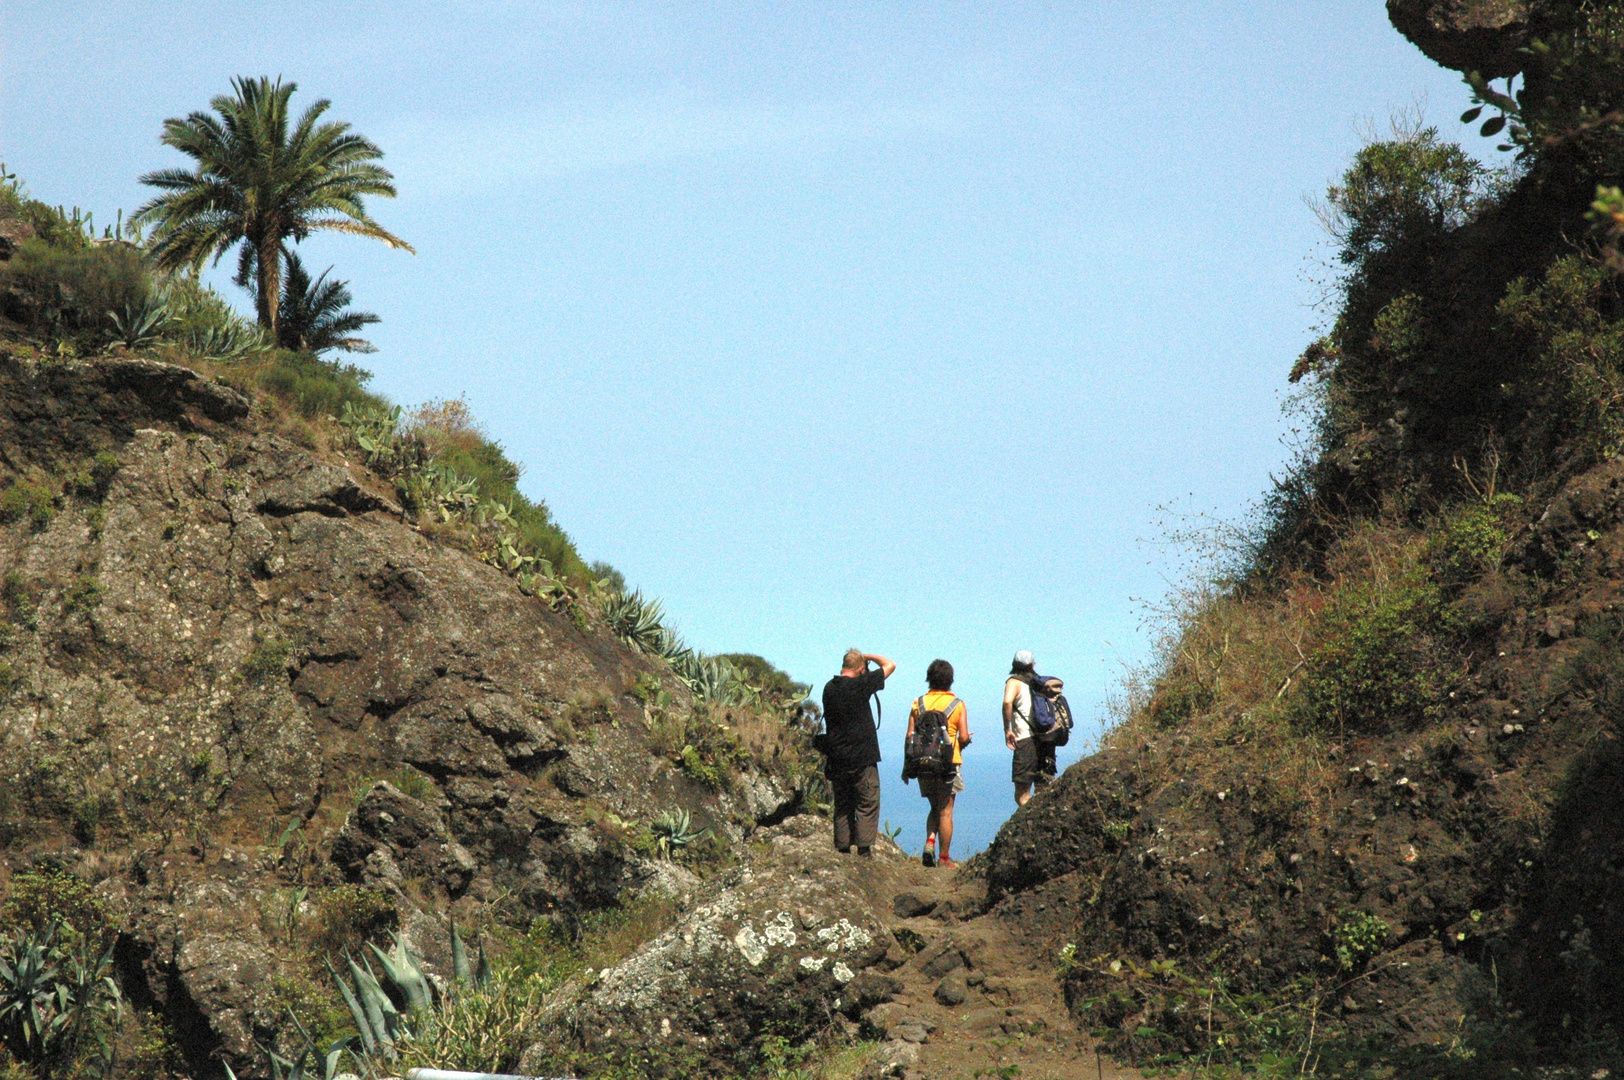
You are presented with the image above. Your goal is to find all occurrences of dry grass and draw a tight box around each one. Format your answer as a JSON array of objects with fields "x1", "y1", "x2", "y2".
[
  {"x1": 1112, "y1": 516, "x2": 1445, "y2": 834},
  {"x1": 392, "y1": 970, "x2": 552, "y2": 1075},
  {"x1": 405, "y1": 396, "x2": 488, "y2": 458}
]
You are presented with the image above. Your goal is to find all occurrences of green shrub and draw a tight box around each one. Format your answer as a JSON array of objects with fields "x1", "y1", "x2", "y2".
[
  {"x1": 680, "y1": 709, "x2": 747, "y2": 790},
  {"x1": 1330, "y1": 910, "x2": 1390, "y2": 971},
  {"x1": 499, "y1": 892, "x2": 683, "y2": 985},
  {"x1": 253, "y1": 350, "x2": 388, "y2": 419},
  {"x1": 1425, "y1": 496, "x2": 1520, "y2": 587},
  {"x1": 627, "y1": 672, "x2": 663, "y2": 704},
  {"x1": 62, "y1": 576, "x2": 101, "y2": 615},
  {"x1": 385, "y1": 766, "x2": 438, "y2": 803},
  {"x1": 2, "y1": 571, "x2": 36, "y2": 631},
  {"x1": 309, "y1": 885, "x2": 397, "y2": 956},
  {"x1": 1074, "y1": 956, "x2": 1322, "y2": 1072},
  {"x1": 1143, "y1": 671, "x2": 1215, "y2": 730},
  {"x1": 429, "y1": 440, "x2": 583, "y2": 582},
  {"x1": 241, "y1": 634, "x2": 291, "y2": 683},
  {"x1": 71, "y1": 792, "x2": 113, "y2": 845},
  {"x1": 263, "y1": 967, "x2": 351, "y2": 1051},
  {"x1": 0, "y1": 237, "x2": 150, "y2": 346},
  {"x1": 0, "y1": 870, "x2": 114, "y2": 945},
  {"x1": 716, "y1": 653, "x2": 810, "y2": 702},
  {"x1": 679, "y1": 744, "x2": 721, "y2": 789},
  {"x1": 1293, "y1": 568, "x2": 1452, "y2": 734},
  {"x1": 1500, "y1": 257, "x2": 1624, "y2": 463},
  {"x1": 0, "y1": 482, "x2": 55, "y2": 530},
  {"x1": 1548, "y1": 612, "x2": 1624, "y2": 718},
  {"x1": 122, "y1": 1012, "x2": 183, "y2": 1080},
  {"x1": 65, "y1": 452, "x2": 119, "y2": 501}
]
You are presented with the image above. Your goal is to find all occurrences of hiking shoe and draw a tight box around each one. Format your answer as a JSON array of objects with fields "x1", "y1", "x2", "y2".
[
  {"x1": 938, "y1": 857, "x2": 959, "y2": 870},
  {"x1": 922, "y1": 836, "x2": 937, "y2": 867},
  {"x1": 856, "y1": 846, "x2": 873, "y2": 858}
]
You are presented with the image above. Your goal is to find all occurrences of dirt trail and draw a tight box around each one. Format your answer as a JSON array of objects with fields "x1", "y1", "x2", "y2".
[{"x1": 850, "y1": 846, "x2": 1151, "y2": 1080}]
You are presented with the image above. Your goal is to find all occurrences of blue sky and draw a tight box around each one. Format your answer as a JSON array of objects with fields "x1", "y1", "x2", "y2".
[{"x1": 3, "y1": 2, "x2": 1486, "y2": 854}]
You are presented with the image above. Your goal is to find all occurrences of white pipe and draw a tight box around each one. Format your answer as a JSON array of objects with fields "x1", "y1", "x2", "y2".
[{"x1": 404, "y1": 1070, "x2": 576, "y2": 1080}]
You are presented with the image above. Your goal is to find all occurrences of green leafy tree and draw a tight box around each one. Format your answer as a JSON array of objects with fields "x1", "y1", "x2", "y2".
[
  {"x1": 133, "y1": 76, "x2": 412, "y2": 337},
  {"x1": 277, "y1": 252, "x2": 380, "y2": 355}
]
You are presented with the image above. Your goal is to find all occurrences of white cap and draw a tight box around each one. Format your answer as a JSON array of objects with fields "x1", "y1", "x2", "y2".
[{"x1": 1013, "y1": 649, "x2": 1034, "y2": 666}]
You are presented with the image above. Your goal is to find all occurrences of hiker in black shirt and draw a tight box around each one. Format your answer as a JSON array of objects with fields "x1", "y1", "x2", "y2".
[{"x1": 821, "y1": 647, "x2": 895, "y2": 855}]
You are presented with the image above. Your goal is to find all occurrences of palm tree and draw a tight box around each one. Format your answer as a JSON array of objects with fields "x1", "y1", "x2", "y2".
[
  {"x1": 133, "y1": 76, "x2": 412, "y2": 337},
  {"x1": 276, "y1": 252, "x2": 379, "y2": 355}
]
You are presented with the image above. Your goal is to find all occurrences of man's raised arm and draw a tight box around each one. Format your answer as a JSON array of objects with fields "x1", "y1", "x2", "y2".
[{"x1": 865, "y1": 653, "x2": 896, "y2": 679}]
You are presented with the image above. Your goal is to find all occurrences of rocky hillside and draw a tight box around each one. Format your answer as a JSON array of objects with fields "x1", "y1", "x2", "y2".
[
  {"x1": 0, "y1": 351, "x2": 834, "y2": 1077},
  {"x1": 0, "y1": 350, "x2": 1144, "y2": 1080},
  {"x1": 986, "y1": 459, "x2": 1624, "y2": 1072},
  {"x1": 981, "y1": 4, "x2": 1624, "y2": 1076}
]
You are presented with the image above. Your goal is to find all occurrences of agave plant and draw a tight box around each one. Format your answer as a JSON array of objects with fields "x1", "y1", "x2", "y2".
[
  {"x1": 326, "y1": 923, "x2": 489, "y2": 1070},
  {"x1": 604, "y1": 589, "x2": 667, "y2": 654},
  {"x1": 649, "y1": 808, "x2": 711, "y2": 859},
  {"x1": 0, "y1": 922, "x2": 123, "y2": 1073},
  {"x1": 658, "y1": 644, "x2": 740, "y2": 703},
  {"x1": 656, "y1": 627, "x2": 693, "y2": 666},
  {"x1": 107, "y1": 291, "x2": 172, "y2": 349},
  {"x1": 184, "y1": 320, "x2": 266, "y2": 361}
]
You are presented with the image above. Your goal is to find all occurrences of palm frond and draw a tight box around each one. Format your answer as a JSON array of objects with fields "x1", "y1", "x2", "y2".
[
  {"x1": 276, "y1": 252, "x2": 381, "y2": 355},
  {"x1": 137, "y1": 76, "x2": 411, "y2": 329}
]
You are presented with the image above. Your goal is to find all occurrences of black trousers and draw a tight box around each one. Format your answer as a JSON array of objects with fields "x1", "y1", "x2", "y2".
[{"x1": 830, "y1": 764, "x2": 880, "y2": 850}]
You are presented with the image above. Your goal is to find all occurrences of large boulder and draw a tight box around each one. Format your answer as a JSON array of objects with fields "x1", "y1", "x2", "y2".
[{"x1": 331, "y1": 781, "x2": 477, "y2": 898}]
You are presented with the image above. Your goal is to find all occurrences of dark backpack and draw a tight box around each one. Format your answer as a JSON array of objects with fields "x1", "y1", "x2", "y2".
[
  {"x1": 903, "y1": 695, "x2": 958, "y2": 781},
  {"x1": 1038, "y1": 692, "x2": 1072, "y2": 746},
  {"x1": 1030, "y1": 675, "x2": 1073, "y2": 747}
]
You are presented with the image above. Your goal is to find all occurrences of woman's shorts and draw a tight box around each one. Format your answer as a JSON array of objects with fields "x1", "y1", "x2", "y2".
[
  {"x1": 1012, "y1": 737, "x2": 1056, "y2": 786},
  {"x1": 917, "y1": 766, "x2": 965, "y2": 800}
]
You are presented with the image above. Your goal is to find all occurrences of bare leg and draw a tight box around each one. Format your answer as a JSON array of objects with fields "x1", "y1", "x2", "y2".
[
  {"x1": 1015, "y1": 782, "x2": 1032, "y2": 806},
  {"x1": 938, "y1": 794, "x2": 955, "y2": 861}
]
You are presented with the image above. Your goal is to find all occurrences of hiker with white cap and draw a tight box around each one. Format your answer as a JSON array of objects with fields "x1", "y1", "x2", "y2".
[{"x1": 1004, "y1": 650, "x2": 1058, "y2": 805}]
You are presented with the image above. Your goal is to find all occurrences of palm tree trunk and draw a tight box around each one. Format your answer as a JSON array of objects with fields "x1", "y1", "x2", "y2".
[{"x1": 255, "y1": 237, "x2": 283, "y2": 338}]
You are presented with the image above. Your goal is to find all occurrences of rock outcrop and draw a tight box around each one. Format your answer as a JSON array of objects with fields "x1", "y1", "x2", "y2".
[
  {"x1": 1386, "y1": 0, "x2": 1529, "y2": 75},
  {"x1": 530, "y1": 815, "x2": 895, "y2": 1075}
]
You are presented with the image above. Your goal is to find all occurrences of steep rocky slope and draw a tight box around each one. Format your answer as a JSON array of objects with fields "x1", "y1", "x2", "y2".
[{"x1": 0, "y1": 351, "x2": 823, "y2": 1076}]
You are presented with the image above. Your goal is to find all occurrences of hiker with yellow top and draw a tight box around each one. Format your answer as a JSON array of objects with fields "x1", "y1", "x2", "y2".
[{"x1": 904, "y1": 658, "x2": 971, "y2": 869}]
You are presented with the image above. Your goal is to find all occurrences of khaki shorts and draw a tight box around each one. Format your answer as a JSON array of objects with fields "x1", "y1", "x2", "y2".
[{"x1": 917, "y1": 766, "x2": 965, "y2": 800}]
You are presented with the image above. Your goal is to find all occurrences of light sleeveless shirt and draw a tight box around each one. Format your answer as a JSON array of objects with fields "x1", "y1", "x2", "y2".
[{"x1": 1007, "y1": 677, "x2": 1033, "y2": 741}]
